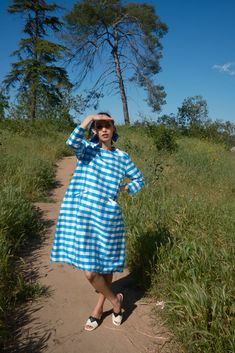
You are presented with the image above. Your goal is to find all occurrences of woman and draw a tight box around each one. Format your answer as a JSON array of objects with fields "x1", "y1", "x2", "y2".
[{"x1": 50, "y1": 113, "x2": 144, "y2": 331}]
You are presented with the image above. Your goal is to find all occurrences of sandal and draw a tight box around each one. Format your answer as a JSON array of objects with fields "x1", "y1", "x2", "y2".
[
  {"x1": 84, "y1": 316, "x2": 101, "y2": 331},
  {"x1": 112, "y1": 293, "x2": 123, "y2": 326}
]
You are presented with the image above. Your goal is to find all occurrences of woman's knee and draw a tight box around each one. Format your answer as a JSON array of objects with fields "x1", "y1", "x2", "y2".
[{"x1": 84, "y1": 271, "x2": 97, "y2": 282}]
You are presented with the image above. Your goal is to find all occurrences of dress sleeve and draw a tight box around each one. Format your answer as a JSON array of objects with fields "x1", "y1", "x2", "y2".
[
  {"x1": 66, "y1": 125, "x2": 90, "y2": 159},
  {"x1": 125, "y1": 153, "x2": 145, "y2": 195}
]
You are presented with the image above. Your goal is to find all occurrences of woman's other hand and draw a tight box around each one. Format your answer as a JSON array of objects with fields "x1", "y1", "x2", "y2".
[{"x1": 119, "y1": 184, "x2": 128, "y2": 193}]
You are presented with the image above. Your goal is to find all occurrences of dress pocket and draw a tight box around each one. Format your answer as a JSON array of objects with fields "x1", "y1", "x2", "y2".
[
  {"x1": 72, "y1": 188, "x2": 89, "y2": 212},
  {"x1": 106, "y1": 197, "x2": 122, "y2": 213},
  {"x1": 74, "y1": 187, "x2": 88, "y2": 197},
  {"x1": 106, "y1": 198, "x2": 118, "y2": 206}
]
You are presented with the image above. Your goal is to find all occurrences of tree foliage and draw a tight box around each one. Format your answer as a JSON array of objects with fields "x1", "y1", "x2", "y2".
[
  {"x1": 174, "y1": 95, "x2": 235, "y2": 147},
  {"x1": 177, "y1": 95, "x2": 209, "y2": 128},
  {"x1": 0, "y1": 91, "x2": 9, "y2": 120},
  {"x1": 4, "y1": 0, "x2": 71, "y2": 119},
  {"x1": 157, "y1": 114, "x2": 177, "y2": 129},
  {"x1": 63, "y1": 0, "x2": 168, "y2": 123}
]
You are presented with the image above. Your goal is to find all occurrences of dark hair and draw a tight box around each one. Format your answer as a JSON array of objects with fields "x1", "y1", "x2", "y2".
[{"x1": 98, "y1": 111, "x2": 112, "y2": 118}]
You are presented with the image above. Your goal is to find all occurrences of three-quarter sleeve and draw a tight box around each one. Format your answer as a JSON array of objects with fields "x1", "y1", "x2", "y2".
[
  {"x1": 125, "y1": 153, "x2": 144, "y2": 195},
  {"x1": 66, "y1": 125, "x2": 89, "y2": 159}
]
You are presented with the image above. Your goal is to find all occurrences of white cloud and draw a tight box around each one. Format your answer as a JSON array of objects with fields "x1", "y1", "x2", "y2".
[{"x1": 213, "y1": 62, "x2": 235, "y2": 76}]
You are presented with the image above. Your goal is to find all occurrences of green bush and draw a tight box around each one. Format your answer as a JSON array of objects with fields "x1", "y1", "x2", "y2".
[
  {"x1": 147, "y1": 124, "x2": 178, "y2": 152},
  {"x1": 181, "y1": 121, "x2": 235, "y2": 149}
]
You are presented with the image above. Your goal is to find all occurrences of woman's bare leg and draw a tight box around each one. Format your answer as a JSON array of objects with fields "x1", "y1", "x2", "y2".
[
  {"x1": 90, "y1": 273, "x2": 113, "y2": 318},
  {"x1": 84, "y1": 271, "x2": 121, "y2": 315}
]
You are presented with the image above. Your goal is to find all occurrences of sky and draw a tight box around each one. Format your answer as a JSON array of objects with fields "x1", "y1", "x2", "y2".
[{"x1": 0, "y1": 0, "x2": 235, "y2": 124}]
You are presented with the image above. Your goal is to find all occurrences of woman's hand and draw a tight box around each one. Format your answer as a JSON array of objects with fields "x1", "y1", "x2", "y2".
[
  {"x1": 119, "y1": 184, "x2": 129, "y2": 193},
  {"x1": 80, "y1": 114, "x2": 113, "y2": 129},
  {"x1": 92, "y1": 114, "x2": 113, "y2": 121}
]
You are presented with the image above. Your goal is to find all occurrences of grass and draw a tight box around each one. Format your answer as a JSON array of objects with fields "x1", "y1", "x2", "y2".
[
  {"x1": 117, "y1": 128, "x2": 235, "y2": 353},
  {"x1": 151, "y1": 139, "x2": 235, "y2": 353},
  {"x1": 0, "y1": 119, "x2": 234, "y2": 352},
  {"x1": 0, "y1": 118, "x2": 73, "y2": 349}
]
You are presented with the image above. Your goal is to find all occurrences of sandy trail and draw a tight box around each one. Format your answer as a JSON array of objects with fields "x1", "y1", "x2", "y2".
[{"x1": 15, "y1": 156, "x2": 178, "y2": 353}]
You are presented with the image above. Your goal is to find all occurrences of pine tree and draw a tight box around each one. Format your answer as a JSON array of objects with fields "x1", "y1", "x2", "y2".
[
  {"x1": 4, "y1": 0, "x2": 71, "y2": 119},
  {"x1": 0, "y1": 91, "x2": 9, "y2": 119}
]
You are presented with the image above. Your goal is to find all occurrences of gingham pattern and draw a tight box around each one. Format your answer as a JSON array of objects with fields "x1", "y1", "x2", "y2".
[{"x1": 50, "y1": 126, "x2": 144, "y2": 273}]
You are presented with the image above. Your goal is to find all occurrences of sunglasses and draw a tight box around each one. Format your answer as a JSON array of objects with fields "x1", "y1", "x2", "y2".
[{"x1": 94, "y1": 120, "x2": 114, "y2": 130}]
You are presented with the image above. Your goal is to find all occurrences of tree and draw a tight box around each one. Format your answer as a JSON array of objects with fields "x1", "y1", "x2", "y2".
[
  {"x1": 0, "y1": 91, "x2": 9, "y2": 119},
  {"x1": 157, "y1": 114, "x2": 177, "y2": 129},
  {"x1": 4, "y1": 0, "x2": 71, "y2": 120},
  {"x1": 177, "y1": 95, "x2": 209, "y2": 129},
  {"x1": 63, "y1": 0, "x2": 168, "y2": 124}
]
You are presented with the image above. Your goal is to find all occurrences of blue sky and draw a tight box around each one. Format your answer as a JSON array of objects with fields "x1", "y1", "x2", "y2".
[{"x1": 0, "y1": 0, "x2": 234, "y2": 124}]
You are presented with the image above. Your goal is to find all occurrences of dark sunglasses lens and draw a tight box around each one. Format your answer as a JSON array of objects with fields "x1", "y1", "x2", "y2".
[{"x1": 95, "y1": 121, "x2": 113, "y2": 129}]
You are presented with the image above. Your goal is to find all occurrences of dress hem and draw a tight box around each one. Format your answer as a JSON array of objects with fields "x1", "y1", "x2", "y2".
[{"x1": 50, "y1": 258, "x2": 124, "y2": 274}]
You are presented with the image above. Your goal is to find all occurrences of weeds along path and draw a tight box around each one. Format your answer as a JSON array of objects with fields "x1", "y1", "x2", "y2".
[{"x1": 18, "y1": 156, "x2": 178, "y2": 353}]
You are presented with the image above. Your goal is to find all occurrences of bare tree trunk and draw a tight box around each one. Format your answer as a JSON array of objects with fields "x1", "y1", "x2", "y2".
[
  {"x1": 30, "y1": 88, "x2": 37, "y2": 120},
  {"x1": 30, "y1": 5, "x2": 39, "y2": 120},
  {"x1": 112, "y1": 28, "x2": 130, "y2": 124}
]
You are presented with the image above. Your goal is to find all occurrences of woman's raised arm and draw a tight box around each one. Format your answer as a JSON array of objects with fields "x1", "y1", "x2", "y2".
[{"x1": 66, "y1": 115, "x2": 94, "y2": 159}]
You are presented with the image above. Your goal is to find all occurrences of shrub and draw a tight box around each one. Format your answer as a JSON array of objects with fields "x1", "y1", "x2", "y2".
[{"x1": 147, "y1": 124, "x2": 178, "y2": 152}]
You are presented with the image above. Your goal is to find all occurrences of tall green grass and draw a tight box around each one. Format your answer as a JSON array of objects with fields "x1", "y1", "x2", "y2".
[
  {"x1": 0, "y1": 119, "x2": 73, "y2": 349},
  {"x1": 118, "y1": 127, "x2": 234, "y2": 353}
]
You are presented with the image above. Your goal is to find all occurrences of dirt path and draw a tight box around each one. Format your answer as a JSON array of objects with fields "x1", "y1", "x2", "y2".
[{"x1": 16, "y1": 156, "x2": 178, "y2": 353}]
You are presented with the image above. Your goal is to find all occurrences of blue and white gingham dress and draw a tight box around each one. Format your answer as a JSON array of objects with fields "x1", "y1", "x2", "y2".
[{"x1": 50, "y1": 125, "x2": 144, "y2": 273}]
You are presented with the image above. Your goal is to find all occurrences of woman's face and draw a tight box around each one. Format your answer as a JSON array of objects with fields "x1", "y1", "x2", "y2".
[{"x1": 93, "y1": 120, "x2": 115, "y2": 143}]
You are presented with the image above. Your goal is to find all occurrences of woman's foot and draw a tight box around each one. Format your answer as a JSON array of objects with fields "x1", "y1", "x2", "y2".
[
  {"x1": 84, "y1": 308, "x2": 103, "y2": 331},
  {"x1": 113, "y1": 293, "x2": 123, "y2": 313},
  {"x1": 112, "y1": 293, "x2": 123, "y2": 326},
  {"x1": 84, "y1": 316, "x2": 101, "y2": 331}
]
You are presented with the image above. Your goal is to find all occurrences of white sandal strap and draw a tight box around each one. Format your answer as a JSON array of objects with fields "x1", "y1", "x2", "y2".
[
  {"x1": 112, "y1": 310, "x2": 123, "y2": 326},
  {"x1": 85, "y1": 316, "x2": 99, "y2": 331}
]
